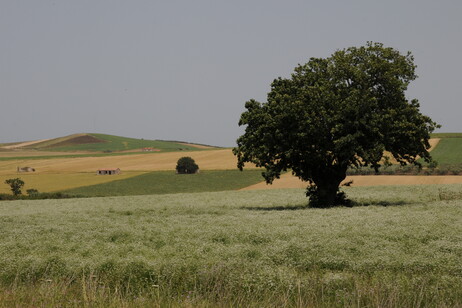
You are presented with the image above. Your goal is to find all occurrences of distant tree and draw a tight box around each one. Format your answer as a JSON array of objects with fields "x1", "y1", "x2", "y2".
[
  {"x1": 176, "y1": 157, "x2": 199, "y2": 174},
  {"x1": 234, "y1": 42, "x2": 439, "y2": 208},
  {"x1": 5, "y1": 178, "x2": 25, "y2": 196},
  {"x1": 26, "y1": 188, "x2": 39, "y2": 196}
]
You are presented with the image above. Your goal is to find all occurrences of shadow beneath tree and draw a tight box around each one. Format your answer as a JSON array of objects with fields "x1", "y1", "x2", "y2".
[
  {"x1": 350, "y1": 200, "x2": 408, "y2": 207},
  {"x1": 242, "y1": 200, "x2": 409, "y2": 211},
  {"x1": 242, "y1": 204, "x2": 308, "y2": 211}
]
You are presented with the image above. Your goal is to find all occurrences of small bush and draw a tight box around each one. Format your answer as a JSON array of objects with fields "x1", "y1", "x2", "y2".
[
  {"x1": 27, "y1": 189, "x2": 39, "y2": 196},
  {"x1": 176, "y1": 157, "x2": 199, "y2": 174},
  {"x1": 4, "y1": 178, "x2": 25, "y2": 196}
]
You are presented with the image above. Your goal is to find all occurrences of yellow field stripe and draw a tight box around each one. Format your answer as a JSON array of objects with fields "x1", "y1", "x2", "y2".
[{"x1": 0, "y1": 171, "x2": 146, "y2": 194}]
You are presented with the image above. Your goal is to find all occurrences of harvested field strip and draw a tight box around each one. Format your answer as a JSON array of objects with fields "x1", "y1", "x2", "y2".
[
  {"x1": 177, "y1": 142, "x2": 216, "y2": 149},
  {"x1": 0, "y1": 149, "x2": 251, "y2": 175},
  {"x1": 241, "y1": 173, "x2": 462, "y2": 190},
  {"x1": 0, "y1": 172, "x2": 145, "y2": 194},
  {"x1": 61, "y1": 169, "x2": 264, "y2": 197},
  {"x1": 0, "y1": 150, "x2": 90, "y2": 158},
  {"x1": 428, "y1": 138, "x2": 440, "y2": 151},
  {"x1": 0, "y1": 138, "x2": 51, "y2": 149}
]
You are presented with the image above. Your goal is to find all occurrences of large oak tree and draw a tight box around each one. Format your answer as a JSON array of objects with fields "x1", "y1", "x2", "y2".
[{"x1": 233, "y1": 42, "x2": 439, "y2": 207}]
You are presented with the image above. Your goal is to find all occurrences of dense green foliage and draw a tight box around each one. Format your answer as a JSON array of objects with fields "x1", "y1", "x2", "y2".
[
  {"x1": 234, "y1": 42, "x2": 439, "y2": 207},
  {"x1": 176, "y1": 156, "x2": 199, "y2": 174},
  {"x1": 61, "y1": 170, "x2": 264, "y2": 197},
  {"x1": 0, "y1": 186, "x2": 461, "y2": 306},
  {"x1": 4, "y1": 178, "x2": 24, "y2": 196}
]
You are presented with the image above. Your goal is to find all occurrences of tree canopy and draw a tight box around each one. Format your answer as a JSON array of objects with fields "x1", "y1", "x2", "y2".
[
  {"x1": 5, "y1": 178, "x2": 25, "y2": 196},
  {"x1": 233, "y1": 42, "x2": 439, "y2": 207},
  {"x1": 176, "y1": 157, "x2": 199, "y2": 174}
]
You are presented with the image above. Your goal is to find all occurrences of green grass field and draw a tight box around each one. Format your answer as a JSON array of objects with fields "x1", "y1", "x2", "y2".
[
  {"x1": 431, "y1": 133, "x2": 462, "y2": 138},
  {"x1": 0, "y1": 185, "x2": 461, "y2": 307},
  {"x1": 61, "y1": 170, "x2": 265, "y2": 197},
  {"x1": 427, "y1": 137, "x2": 462, "y2": 166}
]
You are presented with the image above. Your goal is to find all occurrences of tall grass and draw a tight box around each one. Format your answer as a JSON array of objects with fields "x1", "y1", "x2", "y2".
[{"x1": 0, "y1": 186, "x2": 461, "y2": 306}]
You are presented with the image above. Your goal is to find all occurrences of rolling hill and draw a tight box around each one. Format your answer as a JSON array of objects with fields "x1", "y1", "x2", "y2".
[{"x1": 14, "y1": 133, "x2": 216, "y2": 153}]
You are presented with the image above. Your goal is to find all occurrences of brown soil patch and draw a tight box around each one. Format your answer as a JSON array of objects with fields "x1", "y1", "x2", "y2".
[
  {"x1": 44, "y1": 134, "x2": 106, "y2": 148},
  {"x1": 241, "y1": 173, "x2": 462, "y2": 191}
]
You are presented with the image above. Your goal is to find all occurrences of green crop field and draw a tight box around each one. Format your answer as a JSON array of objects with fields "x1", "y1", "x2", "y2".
[
  {"x1": 1, "y1": 185, "x2": 461, "y2": 307},
  {"x1": 427, "y1": 137, "x2": 462, "y2": 166},
  {"x1": 61, "y1": 170, "x2": 265, "y2": 197},
  {"x1": 432, "y1": 133, "x2": 462, "y2": 138}
]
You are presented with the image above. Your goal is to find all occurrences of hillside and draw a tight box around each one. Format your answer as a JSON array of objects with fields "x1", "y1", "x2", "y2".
[{"x1": 1, "y1": 133, "x2": 217, "y2": 153}]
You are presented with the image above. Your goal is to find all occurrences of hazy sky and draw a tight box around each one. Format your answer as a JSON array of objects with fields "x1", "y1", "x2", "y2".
[{"x1": 1, "y1": 1, "x2": 461, "y2": 146}]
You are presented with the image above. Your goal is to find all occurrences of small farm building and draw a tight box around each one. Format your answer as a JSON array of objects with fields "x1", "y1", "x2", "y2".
[
  {"x1": 142, "y1": 147, "x2": 160, "y2": 152},
  {"x1": 17, "y1": 167, "x2": 35, "y2": 172},
  {"x1": 97, "y1": 168, "x2": 121, "y2": 175}
]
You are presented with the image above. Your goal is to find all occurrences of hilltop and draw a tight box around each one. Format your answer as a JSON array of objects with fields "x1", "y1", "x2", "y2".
[{"x1": 0, "y1": 133, "x2": 218, "y2": 154}]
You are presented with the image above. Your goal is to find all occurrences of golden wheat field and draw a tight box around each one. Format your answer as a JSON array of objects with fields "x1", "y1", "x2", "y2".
[
  {"x1": 0, "y1": 149, "x2": 247, "y2": 193},
  {"x1": 0, "y1": 149, "x2": 242, "y2": 175},
  {"x1": 0, "y1": 172, "x2": 146, "y2": 194}
]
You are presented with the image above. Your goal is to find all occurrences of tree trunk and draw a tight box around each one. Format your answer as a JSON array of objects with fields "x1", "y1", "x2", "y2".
[{"x1": 309, "y1": 165, "x2": 347, "y2": 208}]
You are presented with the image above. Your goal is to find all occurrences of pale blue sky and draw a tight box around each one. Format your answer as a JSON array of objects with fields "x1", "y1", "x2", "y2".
[{"x1": 1, "y1": 0, "x2": 461, "y2": 146}]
